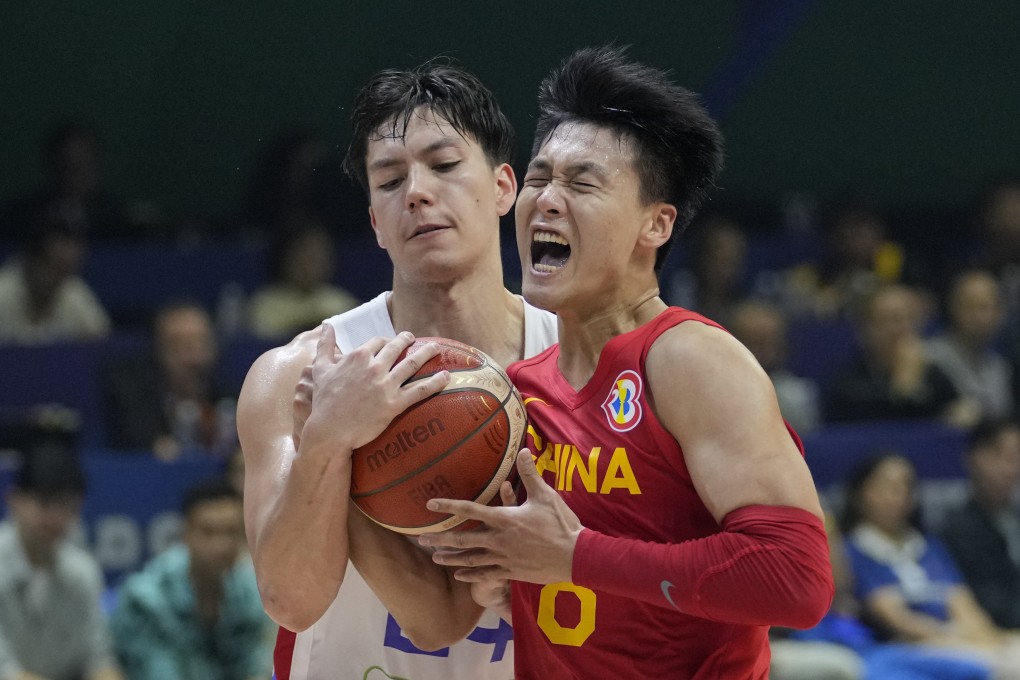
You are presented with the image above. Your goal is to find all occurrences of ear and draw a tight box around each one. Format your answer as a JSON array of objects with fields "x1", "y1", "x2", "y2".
[
  {"x1": 639, "y1": 203, "x2": 676, "y2": 249},
  {"x1": 368, "y1": 206, "x2": 387, "y2": 250},
  {"x1": 494, "y1": 163, "x2": 518, "y2": 217}
]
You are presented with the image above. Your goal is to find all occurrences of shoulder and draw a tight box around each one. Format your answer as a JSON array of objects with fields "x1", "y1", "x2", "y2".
[
  {"x1": 121, "y1": 546, "x2": 187, "y2": 593},
  {"x1": 241, "y1": 329, "x2": 318, "y2": 394},
  {"x1": 645, "y1": 318, "x2": 767, "y2": 396}
]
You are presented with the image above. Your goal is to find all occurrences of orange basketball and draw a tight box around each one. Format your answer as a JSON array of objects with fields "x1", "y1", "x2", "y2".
[{"x1": 350, "y1": 337, "x2": 526, "y2": 534}]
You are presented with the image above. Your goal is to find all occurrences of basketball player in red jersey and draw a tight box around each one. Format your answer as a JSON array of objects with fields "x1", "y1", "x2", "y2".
[
  {"x1": 236, "y1": 63, "x2": 556, "y2": 679},
  {"x1": 420, "y1": 47, "x2": 834, "y2": 678}
]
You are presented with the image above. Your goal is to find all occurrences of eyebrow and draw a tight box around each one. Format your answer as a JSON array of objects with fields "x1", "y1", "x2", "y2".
[{"x1": 368, "y1": 137, "x2": 465, "y2": 173}]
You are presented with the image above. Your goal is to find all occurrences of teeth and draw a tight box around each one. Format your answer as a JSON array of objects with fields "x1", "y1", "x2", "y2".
[
  {"x1": 534, "y1": 263, "x2": 561, "y2": 273},
  {"x1": 533, "y1": 231, "x2": 568, "y2": 246}
]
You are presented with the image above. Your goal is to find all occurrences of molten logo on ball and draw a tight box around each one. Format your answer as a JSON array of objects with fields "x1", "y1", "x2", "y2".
[
  {"x1": 350, "y1": 337, "x2": 527, "y2": 534},
  {"x1": 365, "y1": 417, "x2": 446, "y2": 472}
]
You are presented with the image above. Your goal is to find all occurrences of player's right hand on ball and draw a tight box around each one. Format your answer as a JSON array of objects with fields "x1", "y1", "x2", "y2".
[{"x1": 297, "y1": 324, "x2": 450, "y2": 456}]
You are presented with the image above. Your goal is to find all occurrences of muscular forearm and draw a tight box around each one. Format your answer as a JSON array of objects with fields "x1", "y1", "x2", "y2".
[
  {"x1": 253, "y1": 440, "x2": 354, "y2": 631},
  {"x1": 572, "y1": 505, "x2": 834, "y2": 628}
]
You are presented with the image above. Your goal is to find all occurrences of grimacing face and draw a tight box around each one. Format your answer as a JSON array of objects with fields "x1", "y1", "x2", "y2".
[{"x1": 516, "y1": 121, "x2": 674, "y2": 317}]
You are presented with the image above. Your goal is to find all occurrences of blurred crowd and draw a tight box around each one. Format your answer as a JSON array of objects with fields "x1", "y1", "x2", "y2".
[{"x1": 0, "y1": 118, "x2": 1018, "y2": 679}]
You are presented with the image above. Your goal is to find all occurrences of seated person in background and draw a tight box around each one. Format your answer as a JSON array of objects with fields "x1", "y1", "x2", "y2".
[
  {"x1": 826, "y1": 283, "x2": 977, "y2": 426},
  {"x1": 0, "y1": 120, "x2": 131, "y2": 244},
  {"x1": 841, "y1": 452, "x2": 1020, "y2": 679},
  {"x1": 969, "y1": 181, "x2": 1020, "y2": 340},
  {"x1": 102, "y1": 301, "x2": 236, "y2": 459},
  {"x1": 111, "y1": 479, "x2": 274, "y2": 680},
  {"x1": 780, "y1": 199, "x2": 926, "y2": 320},
  {"x1": 245, "y1": 219, "x2": 358, "y2": 340},
  {"x1": 926, "y1": 269, "x2": 1016, "y2": 422},
  {"x1": 0, "y1": 437, "x2": 123, "y2": 680},
  {"x1": 729, "y1": 299, "x2": 821, "y2": 434},
  {"x1": 0, "y1": 213, "x2": 110, "y2": 344},
  {"x1": 941, "y1": 418, "x2": 1020, "y2": 629}
]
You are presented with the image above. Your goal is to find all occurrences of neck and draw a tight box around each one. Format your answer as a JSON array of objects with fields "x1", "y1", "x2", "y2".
[
  {"x1": 190, "y1": 565, "x2": 224, "y2": 623},
  {"x1": 21, "y1": 539, "x2": 55, "y2": 568},
  {"x1": 974, "y1": 489, "x2": 1012, "y2": 514},
  {"x1": 555, "y1": 287, "x2": 666, "y2": 390},
  {"x1": 388, "y1": 274, "x2": 525, "y2": 369},
  {"x1": 948, "y1": 330, "x2": 986, "y2": 361}
]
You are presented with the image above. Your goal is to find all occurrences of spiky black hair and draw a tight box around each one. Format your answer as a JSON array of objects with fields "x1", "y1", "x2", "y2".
[
  {"x1": 343, "y1": 60, "x2": 515, "y2": 192},
  {"x1": 533, "y1": 46, "x2": 724, "y2": 273}
]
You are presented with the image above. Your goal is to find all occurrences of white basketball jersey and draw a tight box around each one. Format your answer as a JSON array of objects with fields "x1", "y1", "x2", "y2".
[{"x1": 274, "y1": 291, "x2": 556, "y2": 680}]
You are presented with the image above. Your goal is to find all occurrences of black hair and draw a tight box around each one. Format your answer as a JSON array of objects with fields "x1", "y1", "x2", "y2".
[
  {"x1": 967, "y1": 417, "x2": 1020, "y2": 455},
  {"x1": 531, "y1": 45, "x2": 724, "y2": 273},
  {"x1": 343, "y1": 59, "x2": 515, "y2": 192},
  {"x1": 14, "y1": 439, "x2": 86, "y2": 498},
  {"x1": 838, "y1": 451, "x2": 922, "y2": 535},
  {"x1": 181, "y1": 477, "x2": 241, "y2": 519},
  {"x1": 146, "y1": 299, "x2": 212, "y2": 341}
]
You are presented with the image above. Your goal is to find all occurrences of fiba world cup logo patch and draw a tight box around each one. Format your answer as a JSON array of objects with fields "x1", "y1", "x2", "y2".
[{"x1": 602, "y1": 370, "x2": 643, "y2": 432}]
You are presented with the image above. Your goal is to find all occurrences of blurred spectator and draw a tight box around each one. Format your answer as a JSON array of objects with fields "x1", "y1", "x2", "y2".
[
  {"x1": 969, "y1": 182, "x2": 1020, "y2": 409},
  {"x1": 110, "y1": 478, "x2": 273, "y2": 680},
  {"x1": 970, "y1": 181, "x2": 1020, "y2": 324},
  {"x1": 101, "y1": 301, "x2": 236, "y2": 459},
  {"x1": 826, "y1": 284, "x2": 976, "y2": 426},
  {"x1": 926, "y1": 270, "x2": 1016, "y2": 421},
  {"x1": 729, "y1": 300, "x2": 821, "y2": 434},
  {"x1": 235, "y1": 128, "x2": 355, "y2": 244},
  {"x1": 666, "y1": 212, "x2": 749, "y2": 324},
  {"x1": 244, "y1": 220, "x2": 358, "y2": 340},
  {"x1": 0, "y1": 440, "x2": 124, "y2": 680},
  {"x1": 780, "y1": 200, "x2": 927, "y2": 320},
  {"x1": 941, "y1": 419, "x2": 1020, "y2": 629},
  {"x1": 0, "y1": 120, "x2": 133, "y2": 245},
  {"x1": 0, "y1": 214, "x2": 110, "y2": 344},
  {"x1": 840, "y1": 453, "x2": 1020, "y2": 678}
]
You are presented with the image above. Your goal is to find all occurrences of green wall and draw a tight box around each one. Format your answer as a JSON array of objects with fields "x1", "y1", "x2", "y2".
[{"x1": 3, "y1": 1, "x2": 1018, "y2": 218}]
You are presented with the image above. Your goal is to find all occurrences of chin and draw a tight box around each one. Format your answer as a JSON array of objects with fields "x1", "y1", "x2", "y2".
[{"x1": 521, "y1": 280, "x2": 560, "y2": 313}]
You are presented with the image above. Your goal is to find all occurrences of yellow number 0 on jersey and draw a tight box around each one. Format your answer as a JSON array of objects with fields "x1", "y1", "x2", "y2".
[{"x1": 537, "y1": 582, "x2": 597, "y2": 646}]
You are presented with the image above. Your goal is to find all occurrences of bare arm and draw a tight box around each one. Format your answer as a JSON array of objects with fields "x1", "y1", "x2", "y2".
[
  {"x1": 423, "y1": 322, "x2": 832, "y2": 627},
  {"x1": 867, "y1": 585, "x2": 1010, "y2": 648},
  {"x1": 237, "y1": 328, "x2": 343, "y2": 630},
  {"x1": 237, "y1": 326, "x2": 450, "y2": 631},
  {"x1": 650, "y1": 322, "x2": 824, "y2": 523}
]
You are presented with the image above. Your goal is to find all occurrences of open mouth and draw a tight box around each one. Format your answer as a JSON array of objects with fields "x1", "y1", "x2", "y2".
[{"x1": 531, "y1": 231, "x2": 570, "y2": 272}]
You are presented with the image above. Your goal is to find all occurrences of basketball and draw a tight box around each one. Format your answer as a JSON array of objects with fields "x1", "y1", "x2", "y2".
[{"x1": 350, "y1": 337, "x2": 527, "y2": 534}]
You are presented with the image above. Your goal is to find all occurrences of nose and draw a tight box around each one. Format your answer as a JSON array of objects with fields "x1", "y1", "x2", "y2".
[
  {"x1": 535, "y1": 182, "x2": 564, "y2": 217},
  {"x1": 406, "y1": 166, "x2": 434, "y2": 212}
]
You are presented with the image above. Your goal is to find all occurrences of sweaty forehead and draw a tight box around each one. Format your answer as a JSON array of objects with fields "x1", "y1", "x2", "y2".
[
  {"x1": 531, "y1": 121, "x2": 637, "y2": 170},
  {"x1": 366, "y1": 110, "x2": 473, "y2": 168}
]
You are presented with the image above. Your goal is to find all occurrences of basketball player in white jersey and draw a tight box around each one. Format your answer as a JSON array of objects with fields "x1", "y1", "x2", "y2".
[{"x1": 236, "y1": 62, "x2": 557, "y2": 680}]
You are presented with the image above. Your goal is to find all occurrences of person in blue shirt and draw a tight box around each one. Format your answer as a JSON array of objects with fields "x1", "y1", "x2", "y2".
[
  {"x1": 840, "y1": 452, "x2": 1020, "y2": 679},
  {"x1": 110, "y1": 478, "x2": 274, "y2": 680}
]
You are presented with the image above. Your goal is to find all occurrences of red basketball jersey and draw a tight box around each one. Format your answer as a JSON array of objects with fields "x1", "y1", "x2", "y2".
[{"x1": 506, "y1": 308, "x2": 776, "y2": 679}]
